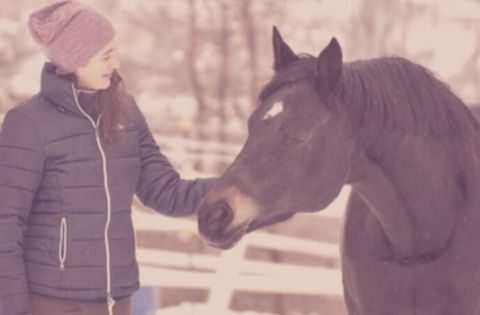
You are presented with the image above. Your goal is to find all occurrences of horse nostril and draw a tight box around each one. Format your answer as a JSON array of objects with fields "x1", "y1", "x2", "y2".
[
  {"x1": 207, "y1": 200, "x2": 233, "y2": 228},
  {"x1": 198, "y1": 199, "x2": 235, "y2": 241}
]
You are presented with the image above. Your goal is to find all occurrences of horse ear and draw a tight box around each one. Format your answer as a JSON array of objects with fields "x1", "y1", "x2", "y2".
[
  {"x1": 272, "y1": 26, "x2": 299, "y2": 72},
  {"x1": 315, "y1": 37, "x2": 343, "y2": 94}
]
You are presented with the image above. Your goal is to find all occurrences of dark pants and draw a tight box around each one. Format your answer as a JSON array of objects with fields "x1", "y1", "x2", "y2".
[{"x1": 30, "y1": 295, "x2": 131, "y2": 315}]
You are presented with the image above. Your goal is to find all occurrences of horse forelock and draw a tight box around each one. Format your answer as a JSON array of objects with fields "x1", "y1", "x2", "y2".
[{"x1": 259, "y1": 55, "x2": 317, "y2": 102}]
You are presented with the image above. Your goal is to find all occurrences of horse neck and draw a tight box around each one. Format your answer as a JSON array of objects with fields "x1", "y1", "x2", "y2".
[{"x1": 349, "y1": 131, "x2": 475, "y2": 259}]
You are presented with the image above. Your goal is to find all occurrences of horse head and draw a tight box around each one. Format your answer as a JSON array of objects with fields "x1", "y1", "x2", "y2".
[{"x1": 197, "y1": 27, "x2": 353, "y2": 249}]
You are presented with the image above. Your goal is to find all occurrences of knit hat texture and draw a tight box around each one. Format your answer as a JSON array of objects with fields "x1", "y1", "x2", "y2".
[{"x1": 28, "y1": 0, "x2": 116, "y2": 74}]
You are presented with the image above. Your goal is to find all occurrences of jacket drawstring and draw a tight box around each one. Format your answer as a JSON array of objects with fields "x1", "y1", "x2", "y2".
[{"x1": 58, "y1": 217, "x2": 67, "y2": 271}]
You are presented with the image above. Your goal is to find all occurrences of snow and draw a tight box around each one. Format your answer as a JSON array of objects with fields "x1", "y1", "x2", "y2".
[
  {"x1": 158, "y1": 303, "x2": 277, "y2": 315},
  {"x1": 8, "y1": 54, "x2": 44, "y2": 96},
  {"x1": 0, "y1": 17, "x2": 17, "y2": 36}
]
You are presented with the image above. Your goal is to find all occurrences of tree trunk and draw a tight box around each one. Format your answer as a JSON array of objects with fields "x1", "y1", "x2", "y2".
[
  {"x1": 188, "y1": 0, "x2": 208, "y2": 139},
  {"x1": 217, "y1": 0, "x2": 230, "y2": 142},
  {"x1": 239, "y1": 0, "x2": 259, "y2": 118}
]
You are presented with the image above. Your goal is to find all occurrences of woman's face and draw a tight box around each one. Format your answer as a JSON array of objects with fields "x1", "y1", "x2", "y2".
[{"x1": 74, "y1": 38, "x2": 120, "y2": 90}]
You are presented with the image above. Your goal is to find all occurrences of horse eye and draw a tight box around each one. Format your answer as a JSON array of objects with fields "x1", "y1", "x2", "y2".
[{"x1": 281, "y1": 123, "x2": 312, "y2": 143}]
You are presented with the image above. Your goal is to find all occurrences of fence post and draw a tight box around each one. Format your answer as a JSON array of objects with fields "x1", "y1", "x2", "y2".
[{"x1": 205, "y1": 240, "x2": 248, "y2": 313}]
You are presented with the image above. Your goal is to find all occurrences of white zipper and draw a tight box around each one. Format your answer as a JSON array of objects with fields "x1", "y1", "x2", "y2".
[
  {"x1": 58, "y1": 217, "x2": 67, "y2": 271},
  {"x1": 71, "y1": 85, "x2": 115, "y2": 314}
]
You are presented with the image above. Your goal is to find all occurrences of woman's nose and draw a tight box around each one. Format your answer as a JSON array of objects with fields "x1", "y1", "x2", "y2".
[{"x1": 110, "y1": 51, "x2": 121, "y2": 70}]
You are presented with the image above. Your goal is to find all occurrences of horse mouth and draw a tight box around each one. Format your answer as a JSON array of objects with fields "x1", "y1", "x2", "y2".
[
  {"x1": 202, "y1": 223, "x2": 249, "y2": 250},
  {"x1": 200, "y1": 211, "x2": 295, "y2": 249},
  {"x1": 246, "y1": 211, "x2": 296, "y2": 233}
]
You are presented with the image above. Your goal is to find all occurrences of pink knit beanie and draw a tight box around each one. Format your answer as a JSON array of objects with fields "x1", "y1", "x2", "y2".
[{"x1": 28, "y1": 0, "x2": 116, "y2": 74}]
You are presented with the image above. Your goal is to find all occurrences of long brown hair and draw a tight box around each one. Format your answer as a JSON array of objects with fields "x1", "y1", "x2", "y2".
[{"x1": 95, "y1": 71, "x2": 129, "y2": 145}]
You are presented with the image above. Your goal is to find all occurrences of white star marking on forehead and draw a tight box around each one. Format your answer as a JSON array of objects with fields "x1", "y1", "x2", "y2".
[{"x1": 263, "y1": 101, "x2": 284, "y2": 120}]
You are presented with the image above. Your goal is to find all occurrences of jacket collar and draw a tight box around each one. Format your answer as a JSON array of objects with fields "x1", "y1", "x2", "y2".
[{"x1": 40, "y1": 62, "x2": 92, "y2": 117}]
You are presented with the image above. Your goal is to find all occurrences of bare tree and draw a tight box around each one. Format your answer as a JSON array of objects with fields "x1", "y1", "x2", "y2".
[
  {"x1": 188, "y1": 0, "x2": 208, "y2": 138},
  {"x1": 217, "y1": 0, "x2": 231, "y2": 142},
  {"x1": 239, "y1": 0, "x2": 259, "y2": 116},
  {"x1": 451, "y1": 23, "x2": 480, "y2": 104},
  {"x1": 0, "y1": 1, "x2": 40, "y2": 111}
]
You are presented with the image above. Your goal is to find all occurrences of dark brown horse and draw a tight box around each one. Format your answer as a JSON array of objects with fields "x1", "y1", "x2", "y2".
[{"x1": 197, "y1": 27, "x2": 480, "y2": 314}]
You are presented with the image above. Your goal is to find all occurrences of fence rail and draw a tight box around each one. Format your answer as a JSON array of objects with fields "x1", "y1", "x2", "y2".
[{"x1": 133, "y1": 207, "x2": 344, "y2": 312}]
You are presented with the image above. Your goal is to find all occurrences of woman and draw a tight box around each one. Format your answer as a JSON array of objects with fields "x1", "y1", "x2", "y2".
[{"x1": 0, "y1": 1, "x2": 216, "y2": 314}]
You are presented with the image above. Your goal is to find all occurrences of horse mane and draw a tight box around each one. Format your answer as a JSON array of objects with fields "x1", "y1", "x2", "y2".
[
  {"x1": 260, "y1": 55, "x2": 480, "y2": 137},
  {"x1": 342, "y1": 57, "x2": 480, "y2": 136}
]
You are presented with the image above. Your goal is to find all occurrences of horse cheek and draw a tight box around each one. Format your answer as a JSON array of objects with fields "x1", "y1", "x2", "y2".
[{"x1": 313, "y1": 137, "x2": 350, "y2": 210}]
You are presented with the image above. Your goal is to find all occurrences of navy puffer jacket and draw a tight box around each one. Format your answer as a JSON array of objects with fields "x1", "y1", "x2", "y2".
[{"x1": 0, "y1": 63, "x2": 216, "y2": 315}]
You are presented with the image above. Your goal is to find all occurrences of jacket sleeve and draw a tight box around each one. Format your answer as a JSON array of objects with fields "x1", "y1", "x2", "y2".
[
  {"x1": 133, "y1": 102, "x2": 216, "y2": 217},
  {"x1": 0, "y1": 109, "x2": 45, "y2": 315}
]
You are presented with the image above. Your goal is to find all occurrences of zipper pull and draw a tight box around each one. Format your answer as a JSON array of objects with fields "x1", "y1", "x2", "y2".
[
  {"x1": 59, "y1": 217, "x2": 67, "y2": 271},
  {"x1": 107, "y1": 294, "x2": 115, "y2": 315}
]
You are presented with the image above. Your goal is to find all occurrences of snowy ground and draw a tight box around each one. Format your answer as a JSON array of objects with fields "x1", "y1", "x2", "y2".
[{"x1": 158, "y1": 303, "x2": 277, "y2": 315}]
